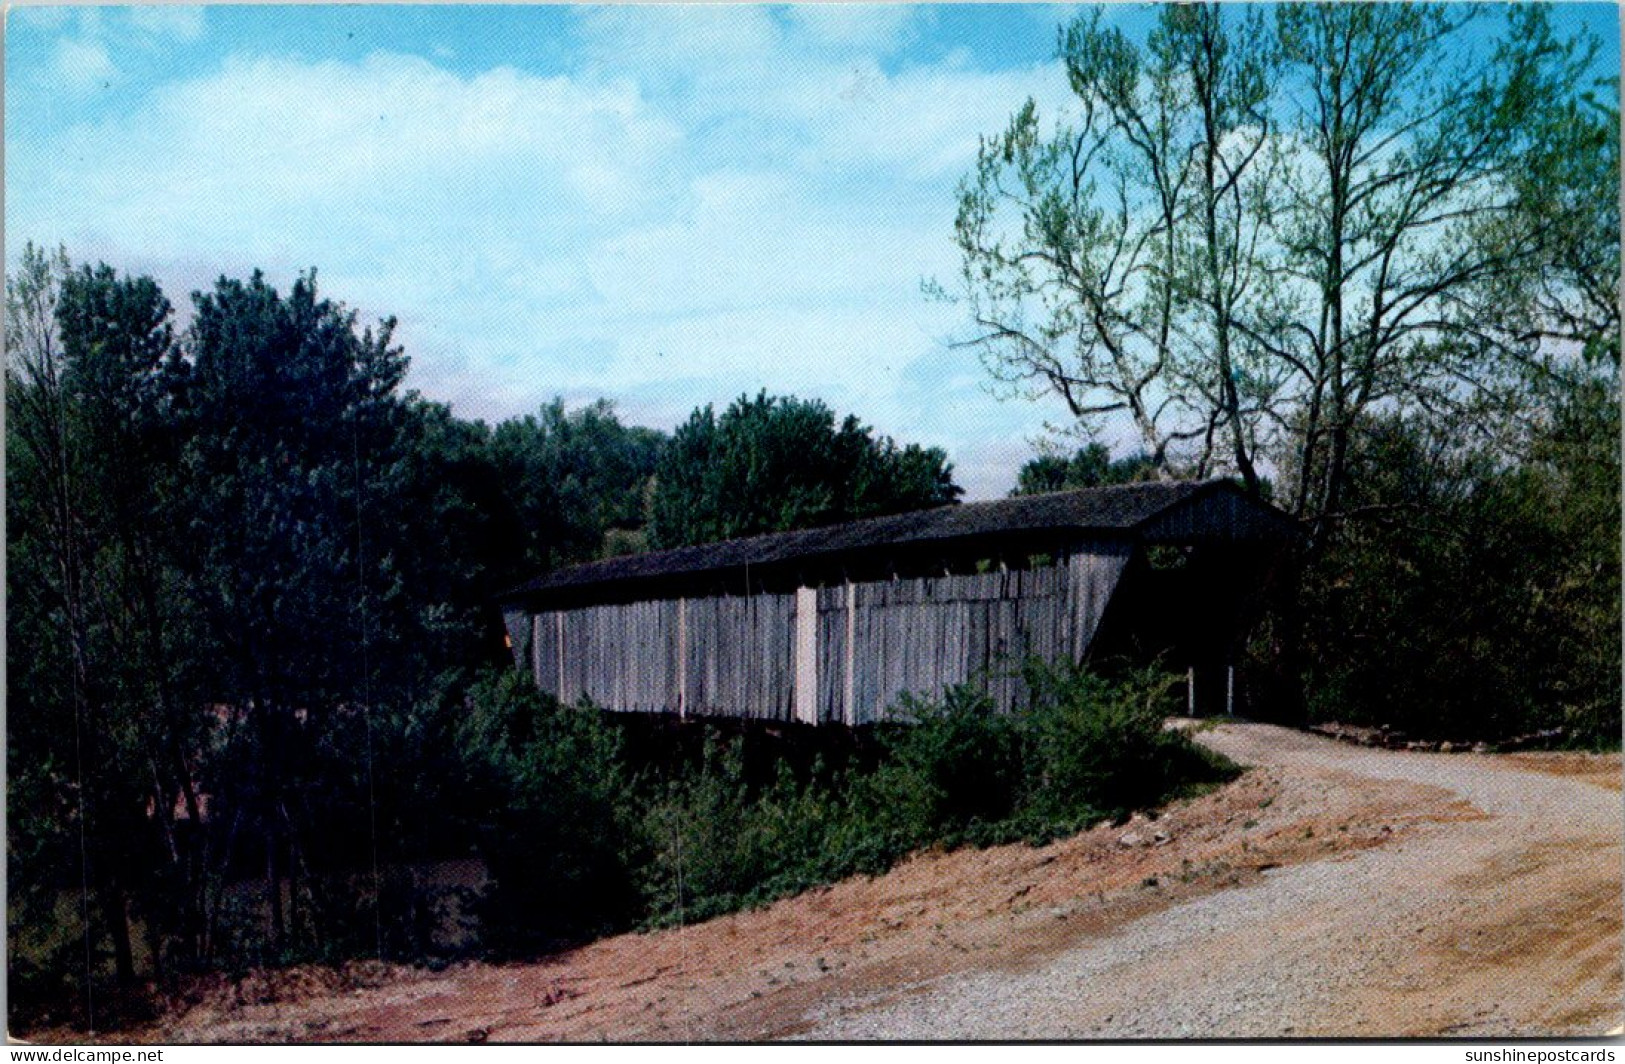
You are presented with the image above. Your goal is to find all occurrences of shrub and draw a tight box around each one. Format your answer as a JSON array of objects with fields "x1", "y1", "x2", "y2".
[
  {"x1": 1297, "y1": 411, "x2": 1621, "y2": 745},
  {"x1": 859, "y1": 685, "x2": 1025, "y2": 844},
  {"x1": 1018, "y1": 661, "x2": 1210, "y2": 819},
  {"x1": 457, "y1": 670, "x2": 641, "y2": 953},
  {"x1": 640, "y1": 742, "x2": 847, "y2": 924},
  {"x1": 457, "y1": 662, "x2": 1238, "y2": 946}
]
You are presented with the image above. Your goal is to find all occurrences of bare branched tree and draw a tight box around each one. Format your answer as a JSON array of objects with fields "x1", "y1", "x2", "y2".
[{"x1": 947, "y1": 4, "x2": 1607, "y2": 547}]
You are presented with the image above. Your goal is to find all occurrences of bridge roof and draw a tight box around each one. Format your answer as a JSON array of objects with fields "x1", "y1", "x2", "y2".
[{"x1": 502, "y1": 479, "x2": 1300, "y2": 607}]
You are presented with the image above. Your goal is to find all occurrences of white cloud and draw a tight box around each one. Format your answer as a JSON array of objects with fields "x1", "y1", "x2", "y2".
[
  {"x1": 37, "y1": 6, "x2": 210, "y2": 95},
  {"x1": 782, "y1": 57, "x2": 1070, "y2": 179},
  {"x1": 16, "y1": 52, "x2": 681, "y2": 258},
  {"x1": 53, "y1": 37, "x2": 117, "y2": 91},
  {"x1": 11, "y1": 10, "x2": 1083, "y2": 500},
  {"x1": 127, "y1": 5, "x2": 206, "y2": 43},
  {"x1": 576, "y1": 6, "x2": 1069, "y2": 182},
  {"x1": 576, "y1": 6, "x2": 783, "y2": 71},
  {"x1": 585, "y1": 168, "x2": 950, "y2": 318},
  {"x1": 783, "y1": 6, "x2": 919, "y2": 51}
]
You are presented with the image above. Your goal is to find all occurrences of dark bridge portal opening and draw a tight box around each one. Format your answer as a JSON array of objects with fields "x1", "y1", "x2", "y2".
[{"x1": 1088, "y1": 543, "x2": 1282, "y2": 717}]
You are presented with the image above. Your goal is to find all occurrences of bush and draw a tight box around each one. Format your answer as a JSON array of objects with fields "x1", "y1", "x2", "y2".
[
  {"x1": 860, "y1": 685, "x2": 1025, "y2": 843},
  {"x1": 1019, "y1": 661, "x2": 1212, "y2": 819},
  {"x1": 457, "y1": 671, "x2": 641, "y2": 953},
  {"x1": 448, "y1": 662, "x2": 1237, "y2": 949},
  {"x1": 635, "y1": 663, "x2": 1236, "y2": 927},
  {"x1": 1299, "y1": 411, "x2": 1621, "y2": 745},
  {"x1": 640, "y1": 742, "x2": 850, "y2": 924}
]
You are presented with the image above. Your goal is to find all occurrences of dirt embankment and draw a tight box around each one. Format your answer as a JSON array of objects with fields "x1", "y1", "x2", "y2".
[{"x1": 35, "y1": 723, "x2": 1622, "y2": 1043}]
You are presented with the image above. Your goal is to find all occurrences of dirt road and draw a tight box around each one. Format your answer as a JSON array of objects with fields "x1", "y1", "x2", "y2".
[
  {"x1": 129, "y1": 722, "x2": 1621, "y2": 1041},
  {"x1": 806, "y1": 724, "x2": 1621, "y2": 1039}
]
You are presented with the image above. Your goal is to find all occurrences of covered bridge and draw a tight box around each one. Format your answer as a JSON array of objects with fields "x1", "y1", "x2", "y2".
[{"x1": 499, "y1": 480, "x2": 1301, "y2": 724}]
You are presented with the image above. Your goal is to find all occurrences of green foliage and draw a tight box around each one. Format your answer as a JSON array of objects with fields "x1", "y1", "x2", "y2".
[
  {"x1": 1012, "y1": 444, "x2": 1157, "y2": 496},
  {"x1": 383, "y1": 401, "x2": 525, "y2": 682},
  {"x1": 489, "y1": 398, "x2": 664, "y2": 571},
  {"x1": 457, "y1": 671, "x2": 642, "y2": 951},
  {"x1": 635, "y1": 664, "x2": 1234, "y2": 928},
  {"x1": 863, "y1": 686, "x2": 1025, "y2": 839},
  {"x1": 5, "y1": 253, "x2": 988, "y2": 1016},
  {"x1": 3, "y1": 19, "x2": 1614, "y2": 1031},
  {"x1": 7, "y1": 246, "x2": 203, "y2": 1000},
  {"x1": 648, "y1": 391, "x2": 961, "y2": 548},
  {"x1": 176, "y1": 269, "x2": 408, "y2": 711},
  {"x1": 1019, "y1": 662, "x2": 1215, "y2": 817},
  {"x1": 956, "y1": 4, "x2": 1612, "y2": 524},
  {"x1": 960, "y1": 3, "x2": 1617, "y2": 745},
  {"x1": 1462, "y1": 10, "x2": 1618, "y2": 370},
  {"x1": 1299, "y1": 404, "x2": 1620, "y2": 744},
  {"x1": 641, "y1": 744, "x2": 846, "y2": 924}
]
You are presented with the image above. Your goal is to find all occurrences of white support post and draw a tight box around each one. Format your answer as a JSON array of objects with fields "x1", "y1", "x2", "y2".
[
  {"x1": 556, "y1": 611, "x2": 566, "y2": 704},
  {"x1": 531, "y1": 613, "x2": 542, "y2": 688},
  {"x1": 1227, "y1": 665, "x2": 1235, "y2": 717},
  {"x1": 1187, "y1": 665, "x2": 1196, "y2": 717},
  {"x1": 794, "y1": 586, "x2": 819, "y2": 725}
]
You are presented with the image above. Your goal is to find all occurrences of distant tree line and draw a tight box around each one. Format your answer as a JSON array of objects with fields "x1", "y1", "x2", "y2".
[
  {"x1": 650, "y1": 392, "x2": 961, "y2": 549},
  {"x1": 1010, "y1": 443, "x2": 1158, "y2": 496}
]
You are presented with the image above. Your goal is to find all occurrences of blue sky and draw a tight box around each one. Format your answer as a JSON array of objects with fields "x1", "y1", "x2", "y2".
[{"x1": 7, "y1": 4, "x2": 1618, "y2": 499}]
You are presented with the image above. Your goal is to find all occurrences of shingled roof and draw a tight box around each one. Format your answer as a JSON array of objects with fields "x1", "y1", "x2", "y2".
[{"x1": 503, "y1": 479, "x2": 1295, "y2": 604}]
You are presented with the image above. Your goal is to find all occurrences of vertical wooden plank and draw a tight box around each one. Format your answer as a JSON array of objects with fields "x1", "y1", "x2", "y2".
[
  {"x1": 530, "y1": 612, "x2": 542, "y2": 689},
  {"x1": 851, "y1": 581, "x2": 864, "y2": 724},
  {"x1": 508, "y1": 551, "x2": 1125, "y2": 725},
  {"x1": 1068, "y1": 541, "x2": 1131, "y2": 660},
  {"x1": 677, "y1": 597, "x2": 688, "y2": 719}
]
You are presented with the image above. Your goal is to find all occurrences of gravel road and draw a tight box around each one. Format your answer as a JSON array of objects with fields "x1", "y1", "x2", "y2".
[{"x1": 801, "y1": 723, "x2": 1621, "y2": 1039}]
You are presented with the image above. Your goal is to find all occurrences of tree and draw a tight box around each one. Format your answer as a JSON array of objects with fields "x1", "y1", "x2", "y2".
[
  {"x1": 647, "y1": 392, "x2": 961, "y2": 549},
  {"x1": 169, "y1": 270, "x2": 408, "y2": 959},
  {"x1": 1011, "y1": 443, "x2": 1157, "y2": 496},
  {"x1": 1507, "y1": 76, "x2": 1620, "y2": 368},
  {"x1": 489, "y1": 399, "x2": 665, "y2": 571},
  {"x1": 954, "y1": 5, "x2": 1615, "y2": 730},
  {"x1": 951, "y1": 4, "x2": 1599, "y2": 535},
  {"x1": 7, "y1": 249, "x2": 202, "y2": 1009},
  {"x1": 948, "y1": 4, "x2": 1278, "y2": 483},
  {"x1": 1261, "y1": 5, "x2": 1598, "y2": 536},
  {"x1": 55, "y1": 262, "x2": 213, "y2": 977},
  {"x1": 386, "y1": 399, "x2": 528, "y2": 679},
  {"x1": 1299, "y1": 406, "x2": 1618, "y2": 743},
  {"x1": 6, "y1": 244, "x2": 107, "y2": 1013},
  {"x1": 456, "y1": 671, "x2": 641, "y2": 951}
]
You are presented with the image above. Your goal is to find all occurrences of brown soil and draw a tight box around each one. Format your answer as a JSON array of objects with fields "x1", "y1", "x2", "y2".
[
  {"x1": 1502, "y1": 750, "x2": 1623, "y2": 792},
  {"x1": 26, "y1": 725, "x2": 1621, "y2": 1043}
]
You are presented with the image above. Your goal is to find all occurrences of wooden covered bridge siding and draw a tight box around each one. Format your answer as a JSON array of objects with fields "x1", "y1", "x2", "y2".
[
  {"x1": 515, "y1": 544, "x2": 1129, "y2": 724},
  {"x1": 501, "y1": 481, "x2": 1303, "y2": 725}
]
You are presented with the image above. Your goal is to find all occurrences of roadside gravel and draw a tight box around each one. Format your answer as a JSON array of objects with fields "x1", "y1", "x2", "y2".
[{"x1": 802, "y1": 723, "x2": 1622, "y2": 1039}]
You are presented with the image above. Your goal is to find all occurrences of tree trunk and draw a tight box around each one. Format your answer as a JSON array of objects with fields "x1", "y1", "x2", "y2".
[
  {"x1": 104, "y1": 879, "x2": 136, "y2": 987},
  {"x1": 266, "y1": 830, "x2": 285, "y2": 959},
  {"x1": 1266, "y1": 559, "x2": 1311, "y2": 726}
]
